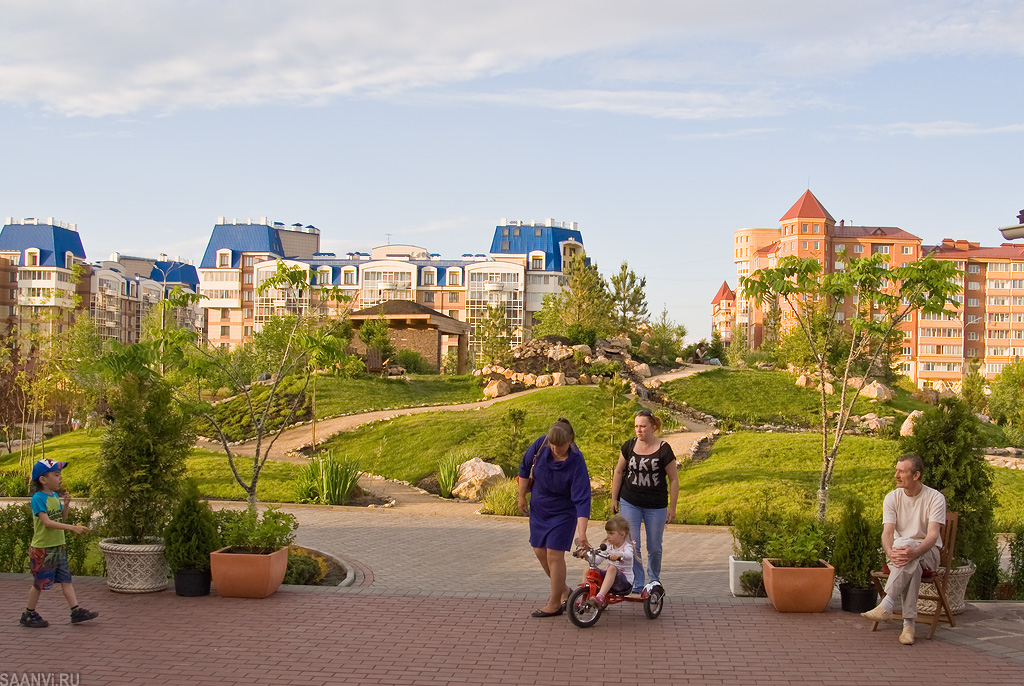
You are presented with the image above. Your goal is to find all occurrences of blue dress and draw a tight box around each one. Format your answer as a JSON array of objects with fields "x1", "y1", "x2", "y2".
[{"x1": 518, "y1": 436, "x2": 591, "y2": 551}]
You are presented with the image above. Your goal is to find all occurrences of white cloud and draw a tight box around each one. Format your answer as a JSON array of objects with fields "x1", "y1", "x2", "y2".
[
  {"x1": 1, "y1": 1, "x2": 1022, "y2": 116},
  {"x1": 851, "y1": 121, "x2": 1024, "y2": 138}
]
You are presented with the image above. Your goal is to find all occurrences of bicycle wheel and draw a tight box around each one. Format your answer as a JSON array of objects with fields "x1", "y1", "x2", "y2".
[
  {"x1": 567, "y1": 586, "x2": 601, "y2": 628},
  {"x1": 644, "y1": 586, "x2": 665, "y2": 619}
]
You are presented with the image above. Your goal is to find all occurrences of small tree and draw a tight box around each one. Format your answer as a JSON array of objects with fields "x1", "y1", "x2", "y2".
[
  {"x1": 960, "y1": 358, "x2": 987, "y2": 414},
  {"x1": 609, "y1": 261, "x2": 649, "y2": 333},
  {"x1": 707, "y1": 330, "x2": 727, "y2": 364},
  {"x1": 987, "y1": 360, "x2": 1024, "y2": 426},
  {"x1": 645, "y1": 307, "x2": 687, "y2": 365},
  {"x1": 741, "y1": 253, "x2": 962, "y2": 519},
  {"x1": 900, "y1": 397, "x2": 1000, "y2": 598},
  {"x1": 729, "y1": 323, "x2": 749, "y2": 361},
  {"x1": 831, "y1": 496, "x2": 878, "y2": 589},
  {"x1": 163, "y1": 480, "x2": 220, "y2": 573},
  {"x1": 532, "y1": 253, "x2": 614, "y2": 338},
  {"x1": 476, "y1": 303, "x2": 512, "y2": 365}
]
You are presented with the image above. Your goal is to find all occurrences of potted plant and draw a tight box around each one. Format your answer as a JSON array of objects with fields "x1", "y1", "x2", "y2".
[
  {"x1": 831, "y1": 496, "x2": 880, "y2": 613},
  {"x1": 93, "y1": 372, "x2": 193, "y2": 593},
  {"x1": 729, "y1": 492, "x2": 782, "y2": 596},
  {"x1": 762, "y1": 514, "x2": 835, "y2": 613},
  {"x1": 164, "y1": 481, "x2": 220, "y2": 597},
  {"x1": 210, "y1": 506, "x2": 297, "y2": 598}
]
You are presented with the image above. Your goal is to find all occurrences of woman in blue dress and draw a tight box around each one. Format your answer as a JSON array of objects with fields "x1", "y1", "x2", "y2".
[{"x1": 517, "y1": 418, "x2": 591, "y2": 617}]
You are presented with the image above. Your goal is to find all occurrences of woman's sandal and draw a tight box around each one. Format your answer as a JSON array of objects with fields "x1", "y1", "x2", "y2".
[{"x1": 530, "y1": 606, "x2": 564, "y2": 618}]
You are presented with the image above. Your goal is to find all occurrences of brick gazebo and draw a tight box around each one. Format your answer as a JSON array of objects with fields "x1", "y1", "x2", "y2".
[{"x1": 349, "y1": 300, "x2": 470, "y2": 374}]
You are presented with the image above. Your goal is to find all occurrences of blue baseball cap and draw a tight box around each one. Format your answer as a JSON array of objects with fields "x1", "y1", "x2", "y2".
[{"x1": 32, "y1": 459, "x2": 69, "y2": 481}]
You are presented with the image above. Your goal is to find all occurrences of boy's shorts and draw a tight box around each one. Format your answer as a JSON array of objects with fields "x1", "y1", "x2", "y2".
[
  {"x1": 599, "y1": 568, "x2": 633, "y2": 596},
  {"x1": 29, "y1": 546, "x2": 72, "y2": 591}
]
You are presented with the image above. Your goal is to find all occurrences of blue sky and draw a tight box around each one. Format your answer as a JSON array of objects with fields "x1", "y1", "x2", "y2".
[{"x1": 2, "y1": 1, "x2": 1023, "y2": 338}]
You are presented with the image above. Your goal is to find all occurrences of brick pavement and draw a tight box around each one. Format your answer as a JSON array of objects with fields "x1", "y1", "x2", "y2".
[{"x1": 3, "y1": 505, "x2": 1024, "y2": 685}]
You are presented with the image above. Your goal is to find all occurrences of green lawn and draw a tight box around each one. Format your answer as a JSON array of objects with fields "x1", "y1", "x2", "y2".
[
  {"x1": 675, "y1": 431, "x2": 1024, "y2": 531},
  {"x1": 310, "y1": 374, "x2": 484, "y2": 419},
  {"x1": 1, "y1": 431, "x2": 302, "y2": 503}
]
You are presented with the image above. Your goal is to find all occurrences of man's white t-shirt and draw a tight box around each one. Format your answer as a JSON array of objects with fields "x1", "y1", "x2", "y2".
[{"x1": 882, "y1": 484, "x2": 946, "y2": 548}]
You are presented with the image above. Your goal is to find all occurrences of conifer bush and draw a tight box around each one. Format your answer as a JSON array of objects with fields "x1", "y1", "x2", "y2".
[
  {"x1": 164, "y1": 481, "x2": 220, "y2": 573},
  {"x1": 900, "y1": 397, "x2": 1000, "y2": 598}
]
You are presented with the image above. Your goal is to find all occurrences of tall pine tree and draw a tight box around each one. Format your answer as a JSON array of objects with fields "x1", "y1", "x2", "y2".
[{"x1": 609, "y1": 261, "x2": 648, "y2": 333}]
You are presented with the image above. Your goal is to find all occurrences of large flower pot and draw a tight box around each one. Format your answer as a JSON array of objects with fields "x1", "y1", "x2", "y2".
[
  {"x1": 918, "y1": 560, "x2": 975, "y2": 616},
  {"x1": 98, "y1": 538, "x2": 170, "y2": 594},
  {"x1": 762, "y1": 558, "x2": 835, "y2": 613},
  {"x1": 173, "y1": 569, "x2": 212, "y2": 597},
  {"x1": 210, "y1": 546, "x2": 288, "y2": 599},
  {"x1": 729, "y1": 555, "x2": 763, "y2": 597},
  {"x1": 838, "y1": 582, "x2": 878, "y2": 613}
]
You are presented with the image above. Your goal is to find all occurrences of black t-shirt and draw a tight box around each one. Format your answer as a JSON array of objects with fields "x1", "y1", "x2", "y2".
[{"x1": 618, "y1": 437, "x2": 676, "y2": 509}]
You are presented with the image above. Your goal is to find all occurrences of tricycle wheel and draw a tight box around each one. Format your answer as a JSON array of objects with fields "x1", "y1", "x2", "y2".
[
  {"x1": 644, "y1": 586, "x2": 665, "y2": 619},
  {"x1": 568, "y1": 587, "x2": 601, "y2": 628}
]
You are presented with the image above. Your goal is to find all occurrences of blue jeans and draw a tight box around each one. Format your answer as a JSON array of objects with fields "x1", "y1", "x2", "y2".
[{"x1": 618, "y1": 499, "x2": 666, "y2": 592}]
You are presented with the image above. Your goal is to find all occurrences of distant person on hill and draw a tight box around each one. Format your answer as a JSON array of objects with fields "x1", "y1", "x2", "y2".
[
  {"x1": 517, "y1": 418, "x2": 591, "y2": 617},
  {"x1": 861, "y1": 453, "x2": 946, "y2": 646},
  {"x1": 610, "y1": 409, "x2": 679, "y2": 593}
]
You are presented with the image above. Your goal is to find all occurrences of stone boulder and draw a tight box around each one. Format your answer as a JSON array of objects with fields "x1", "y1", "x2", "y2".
[
  {"x1": 605, "y1": 336, "x2": 631, "y2": 350},
  {"x1": 795, "y1": 374, "x2": 810, "y2": 388},
  {"x1": 523, "y1": 373, "x2": 537, "y2": 386},
  {"x1": 573, "y1": 344, "x2": 592, "y2": 358},
  {"x1": 578, "y1": 374, "x2": 590, "y2": 385},
  {"x1": 823, "y1": 382, "x2": 835, "y2": 395},
  {"x1": 548, "y1": 346, "x2": 573, "y2": 362},
  {"x1": 633, "y1": 363, "x2": 652, "y2": 378},
  {"x1": 552, "y1": 372, "x2": 566, "y2": 386},
  {"x1": 565, "y1": 376, "x2": 578, "y2": 385},
  {"x1": 483, "y1": 378, "x2": 511, "y2": 398},
  {"x1": 452, "y1": 458, "x2": 505, "y2": 501},
  {"x1": 976, "y1": 413, "x2": 992, "y2": 424},
  {"x1": 859, "y1": 381, "x2": 895, "y2": 402},
  {"x1": 535, "y1": 374, "x2": 553, "y2": 388},
  {"x1": 756, "y1": 362, "x2": 776, "y2": 371},
  {"x1": 900, "y1": 410, "x2": 925, "y2": 437}
]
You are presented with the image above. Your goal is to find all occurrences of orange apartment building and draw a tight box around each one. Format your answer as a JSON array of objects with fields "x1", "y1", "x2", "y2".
[
  {"x1": 723, "y1": 191, "x2": 1021, "y2": 391},
  {"x1": 710, "y1": 281, "x2": 735, "y2": 343}
]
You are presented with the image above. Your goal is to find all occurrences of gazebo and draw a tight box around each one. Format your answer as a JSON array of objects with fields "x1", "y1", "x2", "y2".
[{"x1": 349, "y1": 300, "x2": 470, "y2": 374}]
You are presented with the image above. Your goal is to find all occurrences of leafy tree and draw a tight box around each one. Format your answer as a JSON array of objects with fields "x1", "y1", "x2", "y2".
[
  {"x1": 729, "y1": 323, "x2": 748, "y2": 361},
  {"x1": 609, "y1": 261, "x2": 648, "y2": 333},
  {"x1": 645, "y1": 307, "x2": 687, "y2": 365},
  {"x1": 476, "y1": 303, "x2": 512, "y2": 365},
  {"x1": 532, "y1": 253, "x2": 613, "y2": 339},
  {"x1": 900, "y1": 398, "x2": 1000, "y2": 599},
  {"x1": 741, "y1": 253, "x2": 962, "y2": 519},
  {"x1": 988, "y1": 360, "x2": 1024, "y2": 426},
  {"x1": 960, "y1": 358, "x2": 987, "y2": 414},
  {"x1": 761, "y1": 298, "x2": 783, "y2": 356}
]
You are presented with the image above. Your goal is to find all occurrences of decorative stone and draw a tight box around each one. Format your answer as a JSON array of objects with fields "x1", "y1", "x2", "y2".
[
  {"x1": 822, "y1": 382, "x2": 834, "y2": 395},
  {"x1": 795, "y1": 374, "x2": 810, "y2": 388},
  {"x1": 859, "y1": 381, "x2": 895, "y2": 402},
  {"x1": 452, "y1": 458, "x2": 506, "y2": 502},
  {"x1": 483, "y1": 378, "x2": 511, "y2": 398},
  {"x1": 535, "y1": 374, "x2": 553, "y2": 388},
  {"x1": 633, "y1": 363, "x2": 651, "y2": 378},
  {"x1": 573, "y1": 344, "x2": 592, "y2": 357},
  {"x1": 565, "y1": 376, "x2": 578, "y2": 385},
  {"x1": 503, "y1": 368, "x2": 515, "y2": 379},
  {"x1": 578, "y1": 374, "x2": 590, "y2": 385},
  {"x1": 523, "y1": 373, "x2": 537, "y2": 386},
  {"x1": 552, "y1": 372, "x2": 566, "y2": 386},
  {"x1": 900, "y1": 410, "x2": 925, "y2": 437}
]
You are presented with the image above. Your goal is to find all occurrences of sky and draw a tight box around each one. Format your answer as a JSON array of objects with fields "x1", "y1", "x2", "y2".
[{"x1": 2, "y1": 1, "x2": 1023, "y2": 339}]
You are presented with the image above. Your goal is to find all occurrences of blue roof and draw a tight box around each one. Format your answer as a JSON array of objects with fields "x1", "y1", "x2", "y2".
[
  {"x1": 199, "y1": 223, "x2": 285, "y2": 269},
  {"x1": 149, "y1": 261, "x2": 200, "y2": 289},
  {"x1": 488, "y1": 224, "x2": 584, "y2": 271},
  {"x1": 0, "y1": 222, "x2": 87, "y2": 266}
]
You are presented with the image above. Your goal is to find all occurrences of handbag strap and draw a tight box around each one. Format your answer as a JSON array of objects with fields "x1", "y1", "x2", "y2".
[{"x1": 529, "y1": 437, "x2": 547, "y2": 478}]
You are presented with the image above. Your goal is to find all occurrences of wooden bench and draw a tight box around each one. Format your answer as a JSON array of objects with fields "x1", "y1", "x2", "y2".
[{"x1": 870, "y1": 511, "x2": 958, "y2": 640}]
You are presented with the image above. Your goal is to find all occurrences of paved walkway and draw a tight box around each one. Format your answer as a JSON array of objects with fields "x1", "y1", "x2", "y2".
[{"x1": 3, "y1": 502, "x2": 1024, "y2": 685}]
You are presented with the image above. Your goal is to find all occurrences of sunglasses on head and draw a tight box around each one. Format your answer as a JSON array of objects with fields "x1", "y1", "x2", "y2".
[{"x1": 635, "y1": 409, "x2": 653, "y2": 417}]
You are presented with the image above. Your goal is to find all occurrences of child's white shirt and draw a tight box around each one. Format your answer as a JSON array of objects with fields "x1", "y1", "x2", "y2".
[{"x1": 599, "y1": 540, "x2": 635, "y2": 584}]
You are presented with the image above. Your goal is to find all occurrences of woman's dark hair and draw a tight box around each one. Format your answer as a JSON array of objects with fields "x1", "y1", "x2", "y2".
[{"x1": 547, "y1": 417, "x2": 575, "y2": 447}]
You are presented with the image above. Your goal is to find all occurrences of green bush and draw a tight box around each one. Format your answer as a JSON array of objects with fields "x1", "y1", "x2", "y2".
[
  {"x1": 283, "y1": 547, "x2": 328, "y2": 585},
  {"x1": 765, "y1": 515, "x2": 828, "y2": 568},
  {"x1": 480, "y1": 479, "x2": 523, "y2": 516},
  {"x1": 164, "y1": 481, "x2": 220, "y2": 573},
  {"x1": 732, "y1": 491, "x2": 785, "y2": 561},
  {"x1": 0, "y1": 470, "x2": 29, "y2": 497},
  {"x1": 831, "y1": 496, "x2": 880, "y2": 588},
  {"x1": 0, "y1": 503, "x2": 32, "y2": 573},
  {"x1": 740, "y1": 569, "x2": 766, "y2": 597},
  {"x1": 214, "y1": 506, "x2": 297, "y2": 554},
  {"x1": 294, "y1": 453, "x2": 361, "y2": 505},
  {"x1": 395, "y1": 349, "x2": 432, "y2": 374}
]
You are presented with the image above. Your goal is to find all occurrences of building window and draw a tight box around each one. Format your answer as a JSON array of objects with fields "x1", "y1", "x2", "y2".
[
  {"x1": 344, "y1": 271, "x2": 355, "y2": 285},
  {"x1": 813, "y1": 224, "x2": 820, "y2": 233},
  {"x1": 968, "y1": 282, "x2": 980, "y2": 290},
  {"x1": 875, "y1": 246, "x2": 890, "y2": 254},
  {"x1": 902, "y1": 246, "x2": 913, "y2": 255},
  {"x1": 448, "y1": 292, "x2": 460, "y2": 303},
  {"x1": 244, "y1": 290, "x2": 253, "y2": 301},
  {"x1": 244, "y1": 273, "x2": 253, "y2": 284},
  {"x1": 531, "y1": 257, "x2": 543, "y2": 270},
  {"x1": 423, "y1": 291, "x2": 435, "y2": 303},
  {"x1": 244, "y1": 256, "x2": 255, "y2": 267},
  {"x1": 243, "y1": 325, "x2": 252, "y2": 336},
  {"x1": 802, "y1": 224, "x2": 808, "y2": 233},
  {"x1": 244, "y1": 309, "x2": 253, "y2": 319},
  {"x1": 423, "y1": 271, "x2": 435, "y2": 286},
  {"x1": 221, "y1": 308, "x2": 230, "y2": 320},
  {"x1": 968, "y1": 298, "x2": 979, "y2": 307},
  {"x1": 220, "y1": 325, "x2": 230, "y2": 337},
  {"x1": 968, "y1": 264, "x2": 980, "y2": 274},
  {"x1": 218, "y1": 253, "x2": 229, "y2": 267},
  {"x1": 501, "y1": 241, "x2": 509, "y2": 251},
  {"x1": 802, "y1": 241, "x2": 808, "y2": 250},
  {"x1": 448, "y1": 310, "x2": 459, "y2": 319},
  {"x1": 814, "y1": 242, "x2": 819, "y2": 250},
  {"x1": 853, "y1": 245, "x2": 864, "y2": 254},
  {"x1": 513, "y1": 228, "x2": 520, "y2": 237},
  {"x1": 535, "y1": 228, "x2": 542, "y2": 237},
  {"x1": 448, "y1": 272, "x2": 461, "y2": 286},
  {"x1": 502, "y1": 228, "x2": 508, "y2": 237}
]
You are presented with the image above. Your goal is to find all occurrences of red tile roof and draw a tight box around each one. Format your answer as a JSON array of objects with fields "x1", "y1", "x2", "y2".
[
  {"x1": 711, "y1": 281, "x2": 735, "y2": 305},
  {"x1": 780, "y1": 190, "x2": 835, "y2": 223},
  {"x1": 753, "y1": 241, "x2": 780, "y2": 256},
  {"x1": 926, "y1": 241, "x2": 1024, "y2": 260},
  {"x1": 833, "y1": 225, "x2": 921, "y2": 242}
]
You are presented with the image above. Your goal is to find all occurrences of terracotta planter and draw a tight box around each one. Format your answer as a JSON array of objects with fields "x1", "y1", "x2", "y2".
[
  {"x1": 210, "y1": 546, "x2": 288, "y2": 598},
  {"x1": 98, "y1": 538, "x2": 169, "y2": 594},
  {"x1": 762, "y1": 558, "x2": 835, "y2": 612}
]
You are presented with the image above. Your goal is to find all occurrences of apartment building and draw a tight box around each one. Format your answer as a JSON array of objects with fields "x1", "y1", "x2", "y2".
[
  {"x1": 0, "y1": 217, "x2": 87, "y2": 338},
  {"x1": 199, "y1": 217, "x2": 584, "y2": 362},
  {"x1": 710, "y1": 281, "x2": 736, "y2": 343}
]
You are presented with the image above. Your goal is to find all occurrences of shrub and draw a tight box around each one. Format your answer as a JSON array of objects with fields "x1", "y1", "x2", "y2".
[
  {"x1": 765, "y1": 516, "x2": 828, "y2": 568},
  {"x1": 740, "y1": 569, "x2": 766, "y2": 597},
  {"x1": 831, "y1": 496, "x2": 879, "y2": 589},
  {"x1": 437, "y1": 452, "x2": 463, "y2": 499},
  {"x1": 283, "y1": 546, "x2": 328, "y2": 585},
  {"x1": 0, "y1": 470, "x2": 29, "y2": 497},
  {"x1": 295, "y1": 453, "x2": 361, "y2": 505},
  {"x1": 732, "y1": 490, "x2": 785, "y2": 561},
  {"x1": 395, "y1": 349, "x2": 432, "y2": 374},
  {"x1": 1008, "y1": 525, "x2": 1024, "y2": 601},
  {"x1": 215, "y1": 506, "x2": 297, "y2": 554},
  {"x1": 0, "y1": 503, "x2": 32, "y2": 573},
  {"x1": 164, "y1": 481, "x2": 220, "y2": 573},
  {"x1": 480, "y1": 479, "x2": 522, "y2": 517}
]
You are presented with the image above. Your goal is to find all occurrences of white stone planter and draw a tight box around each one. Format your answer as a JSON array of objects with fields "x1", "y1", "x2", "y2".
[
  {"x1": 729, "y1": 555, "x2": 762, "y2": 597},
  {"x1": 98, "y1": 537, "x2": 169, "y2": 594},
  {"x1": 918, "y1": 560, "x2": 975, "y2": 616}
]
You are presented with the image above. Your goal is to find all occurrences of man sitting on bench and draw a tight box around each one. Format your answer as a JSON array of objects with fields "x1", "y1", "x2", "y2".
[{"x1": 861, "y1": 453, "x2": 946, "y2": 645}]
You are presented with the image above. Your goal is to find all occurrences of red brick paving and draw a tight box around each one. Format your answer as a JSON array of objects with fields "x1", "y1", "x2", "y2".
[{"x1": 3, "y1": 577, "x2": 1024, "y2": 686}]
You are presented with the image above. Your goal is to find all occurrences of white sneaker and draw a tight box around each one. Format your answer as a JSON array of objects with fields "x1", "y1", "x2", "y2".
[
  {"x1": 898, "y1": 626, "x2": 915, "y2": 645},
  {"x1": 861, "y1": 605, "x2": 893, "y2": 622}
]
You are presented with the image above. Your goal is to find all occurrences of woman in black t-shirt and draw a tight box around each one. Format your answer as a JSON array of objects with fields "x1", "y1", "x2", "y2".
[{"x1": 610, "y1": 409, "x2": 679, "y2": 593}]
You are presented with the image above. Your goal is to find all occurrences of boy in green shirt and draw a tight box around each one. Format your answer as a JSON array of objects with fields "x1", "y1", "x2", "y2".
[{"x1": 21, "y1": 458, "x2": 99, "y2": 628}]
